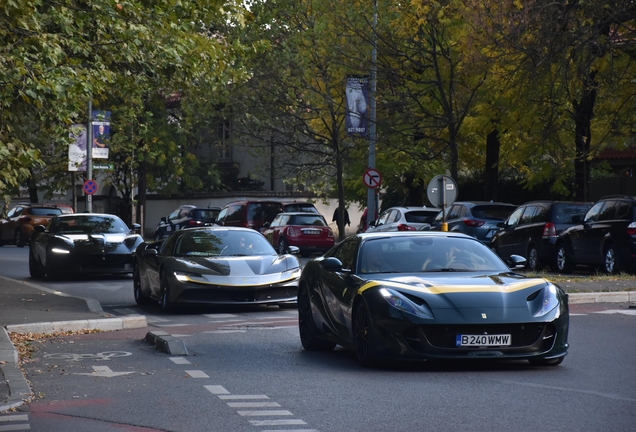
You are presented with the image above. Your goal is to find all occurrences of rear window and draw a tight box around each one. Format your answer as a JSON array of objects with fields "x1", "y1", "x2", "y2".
[
  {"x1": 553, "y1": 204, "x2": 593, "y2": 224},
  {"x1": 405, "y1": 210, "x2": 438, "y2": 223},
  {"x1": 29, "y1": 207, "x2": 63, "y2": 216},
  {"x1": 247, "y1": 202, "x2": 283, "y2": 222},
  {"x1": 471, "y1": 205, "x2": 515, "y2": 220},
  {"x1": 289, "y1": 214, "x2": 327, "y2": 226},
  {"x1": 284, "y1": 203, "x2": 319, "y2": 213},
  {"x1": 191, "y1": 209, "x2": 219, "y2": 222}
]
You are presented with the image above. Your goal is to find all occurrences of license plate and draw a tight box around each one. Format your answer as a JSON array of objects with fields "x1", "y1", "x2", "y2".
[
  {"x1": 456, "y1": 334, "x2": 511, "y2": 347},
  {"x1": 302, "y1": 229, "x2": 320, "y2": 235}
]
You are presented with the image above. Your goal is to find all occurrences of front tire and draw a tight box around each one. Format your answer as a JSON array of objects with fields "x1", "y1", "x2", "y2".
[
  {"x1": 15, "y1": 230, "x2": 25, "y2": 248},
  {"x1": 353, "y1": 299, "x2": 378, "y2": 368},
  {"x1": 526, "y1": 245, "x2": 540, "y2": 271},
  {"x1": 554, "y1": 243, "x2": 572, "y2": 273},
  {"x1": 298, "y1": 284, "x2": 336, "y2": 351},
  {"x1": 160, "y1": 272, "x2": 173, "y2": 312},
  {"x1": 278, "y1": 238, "x2": 288, "y2": 255},
  {"x1": 602, "y1": 243, "x2": 620, "y2": 274},
  {"x1": 133, "y1": 264, "x2": 151, "y2": 306}
]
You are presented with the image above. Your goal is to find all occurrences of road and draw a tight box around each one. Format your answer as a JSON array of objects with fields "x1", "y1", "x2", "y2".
[{"x1": 1, "y1": 246, "x2": 635, "y2": 432}]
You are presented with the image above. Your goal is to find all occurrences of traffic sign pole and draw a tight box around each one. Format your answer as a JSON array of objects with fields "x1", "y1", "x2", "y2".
[{"x1": 87, "y1": 98, "x2": 93, "y2": 212}]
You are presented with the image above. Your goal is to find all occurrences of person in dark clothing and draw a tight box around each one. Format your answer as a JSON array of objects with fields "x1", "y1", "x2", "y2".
[{"x1": 332, "y1": 207, "x2": 351, "y2": 227}]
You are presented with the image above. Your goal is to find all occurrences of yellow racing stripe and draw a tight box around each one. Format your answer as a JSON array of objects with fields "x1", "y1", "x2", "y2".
[{"x1": 357, "y1": 279, "x2": 544, "y2": 295}]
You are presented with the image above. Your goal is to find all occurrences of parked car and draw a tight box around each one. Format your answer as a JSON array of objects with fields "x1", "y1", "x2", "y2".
[
  {"x1": 216, "y1": 200, "x2": 284, "y2": 232},
  {"x1": 154, "y1": 205, "x2": 221, "y2": 241},
  {"x1": 366, "y1": 206, "x2": 439, "y2": 232},
  {"x1": 262, "y1": 212, "x2": 335, "y2": 257},
  {"x1": 0, "y1": 204, "x2": 64, "y2": 247},
  {"x1": 133, "y1": 227, "x2": 301, "y2": 311},
  {"x1": 430, "y1": 201, "x2": 516, "y2": 243},
  {"x1": 554, "y1": 195, "x2": 636, "y2": 274},
  {"x1": 29, "y1": 213, "x2": 143, "y2": 279},
  {"x1": 490, "y1": 201, "x2": 593, "y2": 271},
  {"x1": 297, "y1": 231, "x2": 569, "y2": 367},
  {"x1": 282, "y1": 201, "x2": 320, "y2": 213}
]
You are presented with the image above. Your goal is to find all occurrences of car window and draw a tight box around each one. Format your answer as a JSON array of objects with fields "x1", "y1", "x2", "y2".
[
  {"x1": 178, "y1": 208, "x2": 191, "y2": 218},
  {"x1": 506, "y1": 207, "x2": 524, "y2": 226},
  {"x1": 519, "y1": 206, "x2": 536, "y2": 225},
  {"x1": 270, "y1": 214, "x2": 283, "y2": 227},
  {"x1": 52, "y1": 216, "x2": 129, "y2": 234},
  {"x1": 405, "y1": 211, "x2": 436, "y2": 223},
  {"x1": 190, "y1": 209, "x2": 217, "y2": 222},
  {"x1": 290, "y1": 214, "x2": 326, "y2": 226},
  {"x1": 29, "y1": 207, "x2": 63, "y2": 216},
  {"x1": 330, "y1": 237, "x2": 359, "y2": 270},
  {"x1": 284, "y1": 203, "x2": 318, "y2": 213},
  {"x1": 167, "y1": 209, "x2": 180, "y2": 220},
  {"x1": 615, "y1": 201, "x2": 630, "y2": 220},
  {"x1": 532, "y1": 206, "x2": 549, "y2": 223},
  {"x1": 225, "y1": 205, "x2": 244, "y2": 222},
  {"x1": 389, "y1": 210, "x2": 400, "y2": 223},
  {"x1": 376, "y1": 210, "x2": 391, "y2": 225},
  {"x1": 11, "y1": 207, "x2": 24, "y2": 217},
  {"x1": 175, "y1": 232, "x2": 225, "y2": 257},
  {"x1": 553, "y1": 204, "x2": 592, "y2": 223},
  {"x1": 161, "y1": 233, "x2": 179, "y2": 255},
  {"x1": 471, "y1": 205, "x2": 514, "y2": 220},
  {"x1": 598, "y1": 201, "x2": 617, "y2": 221},
  {"x1": 447, "y1": 205, "x2": 462, "y2": 219},
  {"x1": 584, "y1": 202, "x2": 603, "y2": 222},
  {"x1": 247, "y1": 203, "x2": 282, "y2": 222}
]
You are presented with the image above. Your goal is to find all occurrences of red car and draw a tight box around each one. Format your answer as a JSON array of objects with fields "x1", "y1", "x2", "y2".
[{"x1": 262, "y1": 212, "x2": 334, "y2": 257}]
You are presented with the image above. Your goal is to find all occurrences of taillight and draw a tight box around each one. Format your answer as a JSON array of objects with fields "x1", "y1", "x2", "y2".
[
  {"x1": 463, "y1": 219, "x2": 485, "y2": 227},
  {"x1": 286, "y1": 227, "x2": 297, "y2": 237},
  {"x1": 189, "y1": 220, "x2": 201, "y2": 226},
  {"x1": 627, "y1": 222, "x2": 636, "y2": 236},
  {"x1": 327, "y1": 228, "x2": 334, "y2": 238},
  {"x1": 397, "y1": 224, "x2": 416, "y2": 231},
  {"x1": 542, "y1": 222, "x2": 557, "y2": 238}
]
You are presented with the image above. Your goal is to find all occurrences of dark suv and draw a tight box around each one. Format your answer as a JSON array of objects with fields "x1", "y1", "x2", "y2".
[
  {"x1": 490, "y1": 201, "x2": 593, "y2": 271},
  {"x1": 216, "y1": 200, "x2": 284, "y2": 232},
  {"x1": 0, "y1": 204, "x2": 63, "y2": 247},
  {"x1": 430, "y1": 201, "x2": 516, "y2": 244},
  {"x1": 154, "y1": 205, "x2": 221, "y2": 241},
  {"x1": 554, "y1": 196, "x2": 636, "y2": 274}
]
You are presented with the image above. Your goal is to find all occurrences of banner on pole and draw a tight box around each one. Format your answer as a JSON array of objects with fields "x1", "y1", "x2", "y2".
[
  {"x1": 345, "y1": 76, "x2": 370, "y2": 137},
  {"x1": 68, "y1": 124, "x2": 87, "y2": 172},
  {"x1": 91, "y1": 110, "x2": 111, "y2": 159}
]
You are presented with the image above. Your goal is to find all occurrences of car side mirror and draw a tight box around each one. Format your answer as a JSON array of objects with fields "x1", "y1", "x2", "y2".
[
  {"x1": 143, "y1": 248, "x2": 158, "y2": 258},
  {"x1": 320, "y1": 257, "x2": 344, "y2": 272},
  {"x1": 506, "y1": 254, "x2": 526, "y2": 269},
  {"x1": 131, "y1": 223, "x2": 141, "y2": 233},
  {"x1": 287, "y1": 245, "x2": 300, "y2": 255},
  {"x1": 369, "y1": 220, "x2": 376, "y2": 227}
]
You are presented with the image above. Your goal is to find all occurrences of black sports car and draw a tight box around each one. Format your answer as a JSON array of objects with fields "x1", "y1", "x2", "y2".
[
  {"x1": 298, "y1": 231, "x2": 569, "y2": 367},
  {"x1": 133, "y1": 227, "x2": 302, "y2": 311},
  {"x1": 29, "y1": 214, "x2": 143, "y2": 279}
]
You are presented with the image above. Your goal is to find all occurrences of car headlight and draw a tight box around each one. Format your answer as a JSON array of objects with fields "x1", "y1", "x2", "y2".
[
  {"x1": 281, "y1": 267, "x2": 301, "y2": 281},
  {"x1": 174, "y1": 272, "x2": 205, "y2": 283},
  {"x1": 380, "y1": 288, "x2": 434, "y2": 319},
  {"x1": 51, "y1": 248, "x2": 70, "y2": 254},
  {"x1": 528, "y1": 284, "x2": 560, "y2": 318}
]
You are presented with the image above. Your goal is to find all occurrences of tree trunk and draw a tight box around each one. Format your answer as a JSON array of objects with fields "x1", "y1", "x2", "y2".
[
  {"x1": 404, "y1": 172, "x2": 425, "y2": 206},
  {"x1": 572, "y1": 74, "x2": 597, "y2": 201},
  {"x1": 484, "y1": 129, "x2": 500, "y2": 201}
]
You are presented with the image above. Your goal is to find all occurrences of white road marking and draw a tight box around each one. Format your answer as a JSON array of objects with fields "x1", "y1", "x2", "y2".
[
  {"x1": 250, "y1": 420, "x2": 307, "y2": 426},
  {"x1": 76, "y1": 366, "x2": 134, "y2": 378},
  {"x1": 237, "y1": 410, "x2": 292, "y2": 416},
  {"x1": 203, "y1": 314, "x2": 239, "y2": 319},
  {"x1": 569, "y1": 313, "x2": 587, "y2": 316},
  {"x1": 0, "y1": 416, "x2": 28, "y2": 422},
  {"x1": 203, "y1": 330, "x2": 246, "y2": 334},
  {"x1": 169, "y1": 357, "x2": 191, "y2": 365},
  {"x1": 154, "y1": 323, "x2": 190, "y2": 327},
  {"x1": 186, "y1": 370, "x2": 209, "y2": 378},
  {"x1": 500, "y1": 380, "x2": 636, "y2": 402},
  {"x1": 227, "y1": 402, "x2": 282, "y2": 408},
  {"x1": 204, "y1": 385, "x2": 229, "y2": 395},
  {"x1": 218, "y1": 395, "x2": 269, "y2": 400},
  {"x1": 144, "y1": 315, "x2": 170, "y2": 323},
  {"x1": 593, "y1": 309, "x2": 636, "y2": 316}
]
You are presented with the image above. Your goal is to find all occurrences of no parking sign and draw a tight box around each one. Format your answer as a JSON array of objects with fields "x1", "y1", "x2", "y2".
[{"x1": 83, "y1": 179, "x2": 98, "y2": 195}]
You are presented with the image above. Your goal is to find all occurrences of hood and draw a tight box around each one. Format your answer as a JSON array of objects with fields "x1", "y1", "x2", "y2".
[{"x1": 57, "y1": 233, "x2": 141, "y2": 253}]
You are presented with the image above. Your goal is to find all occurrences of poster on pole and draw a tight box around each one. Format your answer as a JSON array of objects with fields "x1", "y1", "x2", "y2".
[
  {"x1": 68, "y1": 124, "x2": 87, "y2": 171},
  {"x1": 91, "y1": 110, "x2": 111, "y2": 159},
  {"x1": 345, "y1": 76, "x2": 369, "y2": 137}
]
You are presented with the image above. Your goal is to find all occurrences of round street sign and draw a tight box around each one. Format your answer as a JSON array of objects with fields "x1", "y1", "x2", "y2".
[
  {"x1": 83, "y1": 179, "x2": 98, "y2": 195},
  {"x1": 363, "y1": 168, "x2": 382, "y2": 189},
  {"x1": 426, "y1": 175, "x2": 458, "y2": 208}
]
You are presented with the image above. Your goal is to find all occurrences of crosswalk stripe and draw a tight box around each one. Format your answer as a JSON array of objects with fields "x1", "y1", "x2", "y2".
[
  {"x1": 237, "y1": 410, "x2": 293, "y2": 416},
  {"x1": 169, "y1": 357, "x2": 191, "y2": 365},
  {"x1": 218, "y1": 395, "x2": 269, "y2": 400},
  {"x1": 204, "y1": 385, "x2": 229, "y2": 395},
  {"x1": 227, "y1": 402, "x2": 281, "y2": 408},
  {"x1": 186, "y1": 370, "x2": 209, "y2": 378},
  {"x1": 249, "y1": 419, "x2": 307, "y2": 426}
]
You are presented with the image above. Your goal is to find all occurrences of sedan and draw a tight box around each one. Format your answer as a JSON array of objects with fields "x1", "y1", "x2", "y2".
[
  {"x1": 262, "y1": 212, "x2": 335, "y2": 257},
  {"x1": 29, "y1": 214, "x2": 143, "y2": 279},
  {"x1": 298, "y1": 231, "x2": 569, "y2": 367},
  {"x1": 430, "y1": 201, "x2": 516, "y2": 243},
  {"x1": 133, "y1": 227, "x2": 302, "y2": 311}
]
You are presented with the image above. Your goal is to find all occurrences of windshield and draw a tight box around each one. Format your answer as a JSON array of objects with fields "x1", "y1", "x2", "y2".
[
  {"x1": 51, "y1": 216, "x2": 129, "y2": 234},
  {"x1": 359, "y1": 236, "x2": 509, "y2": 274},
  {"x1": 174, "y1": 230, "x2": 277, "y2": 257},
  {"x1": 289, "y1": 215, "x2": 327, "y2": 226}
]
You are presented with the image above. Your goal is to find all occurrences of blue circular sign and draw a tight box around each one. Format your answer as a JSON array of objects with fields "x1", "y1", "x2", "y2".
[{"x1": 83, "y1": 180, "x2": 98, "y2": 195}]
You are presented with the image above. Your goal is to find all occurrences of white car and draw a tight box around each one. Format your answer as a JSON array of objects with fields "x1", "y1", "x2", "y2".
[{"x1": 366, "y1": 206, "x2": 439, "y2": 232}]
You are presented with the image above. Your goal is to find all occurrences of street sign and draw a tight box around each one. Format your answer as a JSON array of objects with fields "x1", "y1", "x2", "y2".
[
  {"x1": 363, "y1": 168, "x2": 382, "y2": 189},
  {"x1": 83, "y1": 179, "x2": 98, "y2": 195},
  {"x1": 426, "y1": 175, "x2": 458, "y2": 208},
  {"x1": 93, "y1": 163, "x2": 114, "y2": 170}
]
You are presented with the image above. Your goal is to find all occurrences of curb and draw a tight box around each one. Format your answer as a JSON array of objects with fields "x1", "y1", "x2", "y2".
[
  {"x1": 0, "y1": 326, "x2": 32, "y2": 413},
  {"x1": 568, "y1": 291, "x2": 636, "y2": 304},
  {"x1": 5, "y1": 315, "x2": 147, "y2": 334}
]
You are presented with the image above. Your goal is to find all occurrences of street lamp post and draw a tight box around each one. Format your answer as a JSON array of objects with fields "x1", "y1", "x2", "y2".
[
  {"x1": 366, "y1": 0, "x2": 378, "y2": 229},
  {"x1": 87, "y1": 99, "x2": 93, "y2": 212}
]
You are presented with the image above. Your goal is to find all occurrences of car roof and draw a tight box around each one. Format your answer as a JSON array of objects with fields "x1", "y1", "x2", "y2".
[
  {"x1": 357, "y1": 231, "x2": 474, "y2": 240},
  {"x1": 56, "y1": 213, "x2": 119, "y2": 218},
  {"x1": 453, "y1": 201, "x2": 515, "y2": 206},
  {"x1": 386, "y1": 206, "x2": 439, "y2": 211},
  {"x1": 180, "y1": 226, "x2": 258, "y2": 234},
  {"x1": 520, "y1": 200, "x2": 593, "y2": 205}
]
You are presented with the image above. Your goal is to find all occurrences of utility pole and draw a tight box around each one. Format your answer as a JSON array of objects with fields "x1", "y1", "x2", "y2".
[
  {"x1": 366, "y1": 0, "x2": 378, "y2": 229},
  {"x1": 86, "y1": 99, "x2": 93, "y2": 212}
]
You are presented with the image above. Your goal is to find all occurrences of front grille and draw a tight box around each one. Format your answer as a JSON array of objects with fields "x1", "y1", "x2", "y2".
[
  {"x1": 404, "y1": 323, "x2": 555, "y2": 352},
  {"x1": 180, "y1": 286, "x2": 295, "y2": 303}
]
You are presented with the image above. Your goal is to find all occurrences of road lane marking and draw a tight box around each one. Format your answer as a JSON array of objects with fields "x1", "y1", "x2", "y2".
[
  {"x1": 593, "y1": 309, "x2": 636, "y2": 316},
  {"x1": 203, "y1": 330, "x2": 246, "y2": 334},
  {"x1": 237, "y1": 410, "x2": 293, "y2": 416},
  {"x1": 186, "y1": 370, "x2": 209, "y2": 378},
  {"x1": 500, "y1": 380, "x2": 636, "y2": 402},
  {"x1": 227, "y1": 402, "x2": 282, "y2": 408},
  {"x1": 204, "y1": 385, "x2": 229, "y2": 395},
  {"x1": 76, "y1": 366, "x2": 134, "y2": 378},
  {"x1": 250, "y1": 420, "x2": 307, "y2": 426},
  {"x1": 169, "y1": 357, "x2": 191, "y2": 365},
  {"x1": 218, "y1": 395, "x2": 269, "y2": 400}
]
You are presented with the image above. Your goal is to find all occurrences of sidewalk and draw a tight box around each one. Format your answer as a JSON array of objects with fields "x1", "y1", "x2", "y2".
[{"x1": 1, "y1": 275, "x2": 635, "y2": 412}]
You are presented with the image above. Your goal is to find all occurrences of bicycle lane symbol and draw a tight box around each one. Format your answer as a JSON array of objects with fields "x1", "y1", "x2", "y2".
[{"x1": 44, "y1": 351, "x2": 132, "y2": 362}]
